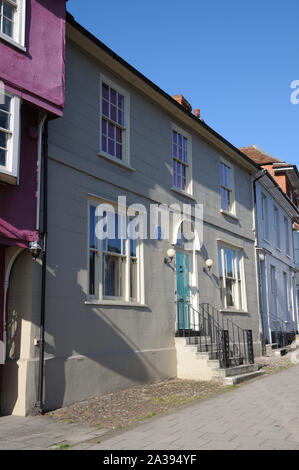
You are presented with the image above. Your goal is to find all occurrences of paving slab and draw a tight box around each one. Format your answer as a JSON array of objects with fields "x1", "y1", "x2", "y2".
[{"x1": 1, "y1": 365, "x2": 299, "y2": 450}]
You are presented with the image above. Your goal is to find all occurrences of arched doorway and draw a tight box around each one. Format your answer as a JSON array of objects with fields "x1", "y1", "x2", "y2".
[{"x1": 174, "y1": 220, "x2": 200, "y2": 334}]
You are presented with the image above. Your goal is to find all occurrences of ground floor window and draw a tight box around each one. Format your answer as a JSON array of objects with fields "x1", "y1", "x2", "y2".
[
  {"x1": 88, "y1": 201, "x2": 142, "y2": 303},
  {"x1": 218, "y1": 245, "x2": 245, "y2": 310}
]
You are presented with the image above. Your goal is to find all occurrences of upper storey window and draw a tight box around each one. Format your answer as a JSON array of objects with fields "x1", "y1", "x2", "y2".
[
  {"x1": 0, "y1": 92, "x2": 20, "y2": 182},
  {"x1": 0, "y1": 1, "x2": 26, "y2": 49},
  {"x1": 172, "y1": 125, "x2": 192, "y2": 195},
  {"x1": 100, "y1": 75, "x2": 130, "y2": 167}
]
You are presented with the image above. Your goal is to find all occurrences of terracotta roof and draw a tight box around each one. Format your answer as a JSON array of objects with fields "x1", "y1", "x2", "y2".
[{"x1": 239, "y1": 145, "x2": 283, "y2": 165}]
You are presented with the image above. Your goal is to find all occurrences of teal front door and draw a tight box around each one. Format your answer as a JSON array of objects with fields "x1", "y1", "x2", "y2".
[{"x1": 176, "y1": 252, "x2": 191, "y2": 330}]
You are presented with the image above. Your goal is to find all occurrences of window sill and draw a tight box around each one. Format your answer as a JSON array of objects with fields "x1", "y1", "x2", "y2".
[
  {"x1": 0, "y1": 171, "x2": 17, "y2": 185},
  {"x1": 85, "y1": 300, "x2": 148, "y2": 308},
  {"x1": 0, "y1": 32, "x2": 26, "y2": 52},
  {"x1": 220, "y1": 209, "x2": 239, "y2": 221},
  {"x1": 97, "y1": 152, "x2": 136, "y2": 172},
  {"x1": 171, "y1": 186, "x2": 195, "y2": 200},
  {"x1": 263, "y1": 239, "x2": 270, "y2": 244},
  {"x1": 220, "y1": 308, "x2": 249, "y2": 314}
]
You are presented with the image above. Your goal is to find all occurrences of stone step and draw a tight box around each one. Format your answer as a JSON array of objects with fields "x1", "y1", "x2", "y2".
[
  {"x1": 187, "y1": 336, "x2": 212, "y2": 344},
  {"x1": 212, "y1": 363, "x2": 259, "y2": 378},
  {"x1": 224, "y1": 370, "x2": 265, "y2": 385}
]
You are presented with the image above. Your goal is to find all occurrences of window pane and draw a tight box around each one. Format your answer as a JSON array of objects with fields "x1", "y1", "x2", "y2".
[
  {"x1": 102, "y1": 118, "x2": 107, "y2": 135},
  {"x1": 108, "y1": 122, "x2": 114, "y2": 139},
  {"x1": 3, "y1": 2, "x2": 14, "y2": 19},
  {"x1": 0, "y1": 111, "x2": 9, "y2": 130},
  {"x1": 110, "y1": 104, "x2": 117, "y2": 122},
  {"x1": 104, "y1": 254, "x2": 120, "y2": 297},
  {"x1": 224, "y1": 249, "x2": 234, "y2": 278},
  {"x1": 117, "y1": 110, "x2": 124, "y2": 126},
  {"x1": 116, "y1": 127, "x2": 122, "y2": 143},
  {"x1": 0, "y1": 131, "x2": 8, "y2": 149},
  {"x1": 110, "y1": 88, "x2": 117, "y2": 105},
  {"x1": 118, "y1": 94, "x2": 124, "y2": 110},
  {"x1": 89, "y1": 251, "x2": 95, "y2": 296},
  {"x1": 116, "y1": 143, "x2": 122, "y2": 160},
  {"x1": 107, "y1": 213, "x2": 122, "y2": 254},
  {"x1": 130, "y1": 259, "x2": 137, "y2": 300},
  {"x1": 102, "y1": 84, "x2": 109, "y2": 100},
  {"x1": 221, "y1": 187, "x2": 230, "y2": 211},
  {"x1": 173, "y1": 143, "x2": 177, "y2": 157},
  {"x1": 102, "y1": 135, "x2": 107, "y2": 152},
  {"x1": 102, "y1": 99, "x2": 109, "y2": 117},
  {"x1": 89, "y1": 206, "x2": 97, "y2": 249},
  {"x1": 0, "y1": 148, "x2": 6, "y2": 166},
  {"x1": 0, "y1": 95, "x2": 11, "y2": 113},
  {"x1": 108, "y1": 139, "x2": 114, "y2": 156},
  {"x1": 103, "y1": 255, "x2": 125, "y2": 298},
  {"x1": 226, "y1": 279, "x2": 234, "y2": 306},
  {"x1": 3, "y1": 17, "x2": 13, "y2": 37}
]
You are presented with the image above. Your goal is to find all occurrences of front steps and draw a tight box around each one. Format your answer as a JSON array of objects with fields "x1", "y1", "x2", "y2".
[{"x1": 175, "y1": 337, "x2": 264, "y2": 385}]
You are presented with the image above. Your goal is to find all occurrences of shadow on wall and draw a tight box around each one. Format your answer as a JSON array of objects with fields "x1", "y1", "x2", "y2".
[{"x1": 1, "y1": 241, "x2": 166, "y2": 413}]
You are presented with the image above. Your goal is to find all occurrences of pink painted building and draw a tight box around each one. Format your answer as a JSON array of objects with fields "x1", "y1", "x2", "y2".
[{"x1": 0, "y1": 0, "x2": 66, "y2": 413}]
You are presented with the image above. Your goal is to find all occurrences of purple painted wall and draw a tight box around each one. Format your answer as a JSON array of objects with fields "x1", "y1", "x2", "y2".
[
  {"x1": 0, "y1": 0, "x2": 66, "y2": 248},
  {"x1": 0, "y1": 0, "x2": 66, "y2": 116},
  {"x1": 0, "y1": 103, "x2": 39, "y2": 247}
]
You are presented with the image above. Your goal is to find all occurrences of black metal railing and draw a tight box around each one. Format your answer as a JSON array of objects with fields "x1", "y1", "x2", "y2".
[
  {"x1": 269, "y1": 313, "x2": 296, "y2": 348},
  {"x1": 175, "y1": 300, "x2": 254, "y2": 368}
]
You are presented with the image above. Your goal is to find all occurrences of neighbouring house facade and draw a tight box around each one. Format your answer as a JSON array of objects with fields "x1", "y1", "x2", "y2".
[
  {"x1": 0, "y1": 0, "x2": 66, "y2": 416},
  {"x1": 0, "y1": 13, "x2": 264, "y2": 415},
  {"x1": 253, "y1": 173, "x2": 298, "y2": 346},
  {"x1": 241, "y1": 145, "x2": 299, "y2": 335}
]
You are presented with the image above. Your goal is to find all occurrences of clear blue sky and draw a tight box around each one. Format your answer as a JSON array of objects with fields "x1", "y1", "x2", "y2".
[{"x1": 68, "y1": 0, "x2": 299, "y2": 166}]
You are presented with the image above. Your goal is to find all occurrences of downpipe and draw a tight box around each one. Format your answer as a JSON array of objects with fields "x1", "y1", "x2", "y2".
[{"x1": 36, "y1": 120, "x2": 49, "y2": 415}]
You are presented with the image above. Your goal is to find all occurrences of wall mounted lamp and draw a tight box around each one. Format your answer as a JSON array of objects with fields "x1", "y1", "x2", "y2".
[
  {"x1": 164, "y1": 247, "x2": 176, "y2": 265},
  {"x1": 203, "y1": 258, "x2": 214, "y2": 273}
]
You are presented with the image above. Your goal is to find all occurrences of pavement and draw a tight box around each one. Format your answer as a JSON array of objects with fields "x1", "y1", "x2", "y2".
[{"x1": 1, "y1": 365, "x2": 299, "y2": 450}]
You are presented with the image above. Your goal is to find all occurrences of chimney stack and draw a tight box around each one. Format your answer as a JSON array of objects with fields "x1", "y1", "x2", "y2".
[
  {"x1": 172, "y1": 94, "x2": 192, "y2": 113},
  {"x1": 193, "y1": 109, "x2": 200, "y2": 118}
]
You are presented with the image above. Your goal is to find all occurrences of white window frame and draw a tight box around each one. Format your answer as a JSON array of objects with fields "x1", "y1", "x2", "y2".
[
  {"x1": 284, "y1": 216, "x2": 290, "y2": 256},
  {"x1": 261, "y1": 193, "x2": 269, "y2": 242},
  {"x1": 274, "y1": 205, "x2": 280, "y2": 249},
  {"x1": 87, "y1": 197, "x2": 144, "y2": 305},
  {"x1": 218, "y1": 243, "x2": 247, "y2": 311},
  {"x1": 99, "y1": 74, "x2": 131, "y2": 169},
  {"x1": 0, "y1": 0, "x2": 26, "y2": 50},
  {"x1": 270, "y1": 265, "x2": 278, "y2": 318},
  {"x1": 0, "y1": 91, "x2": 20, "y2": 180},
  {"x1": 220, "y1": 157, "x2": 236, "y2": 215},
  {"x1": 171, "y1": 123, "x2": 193, "y2": 196}
]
